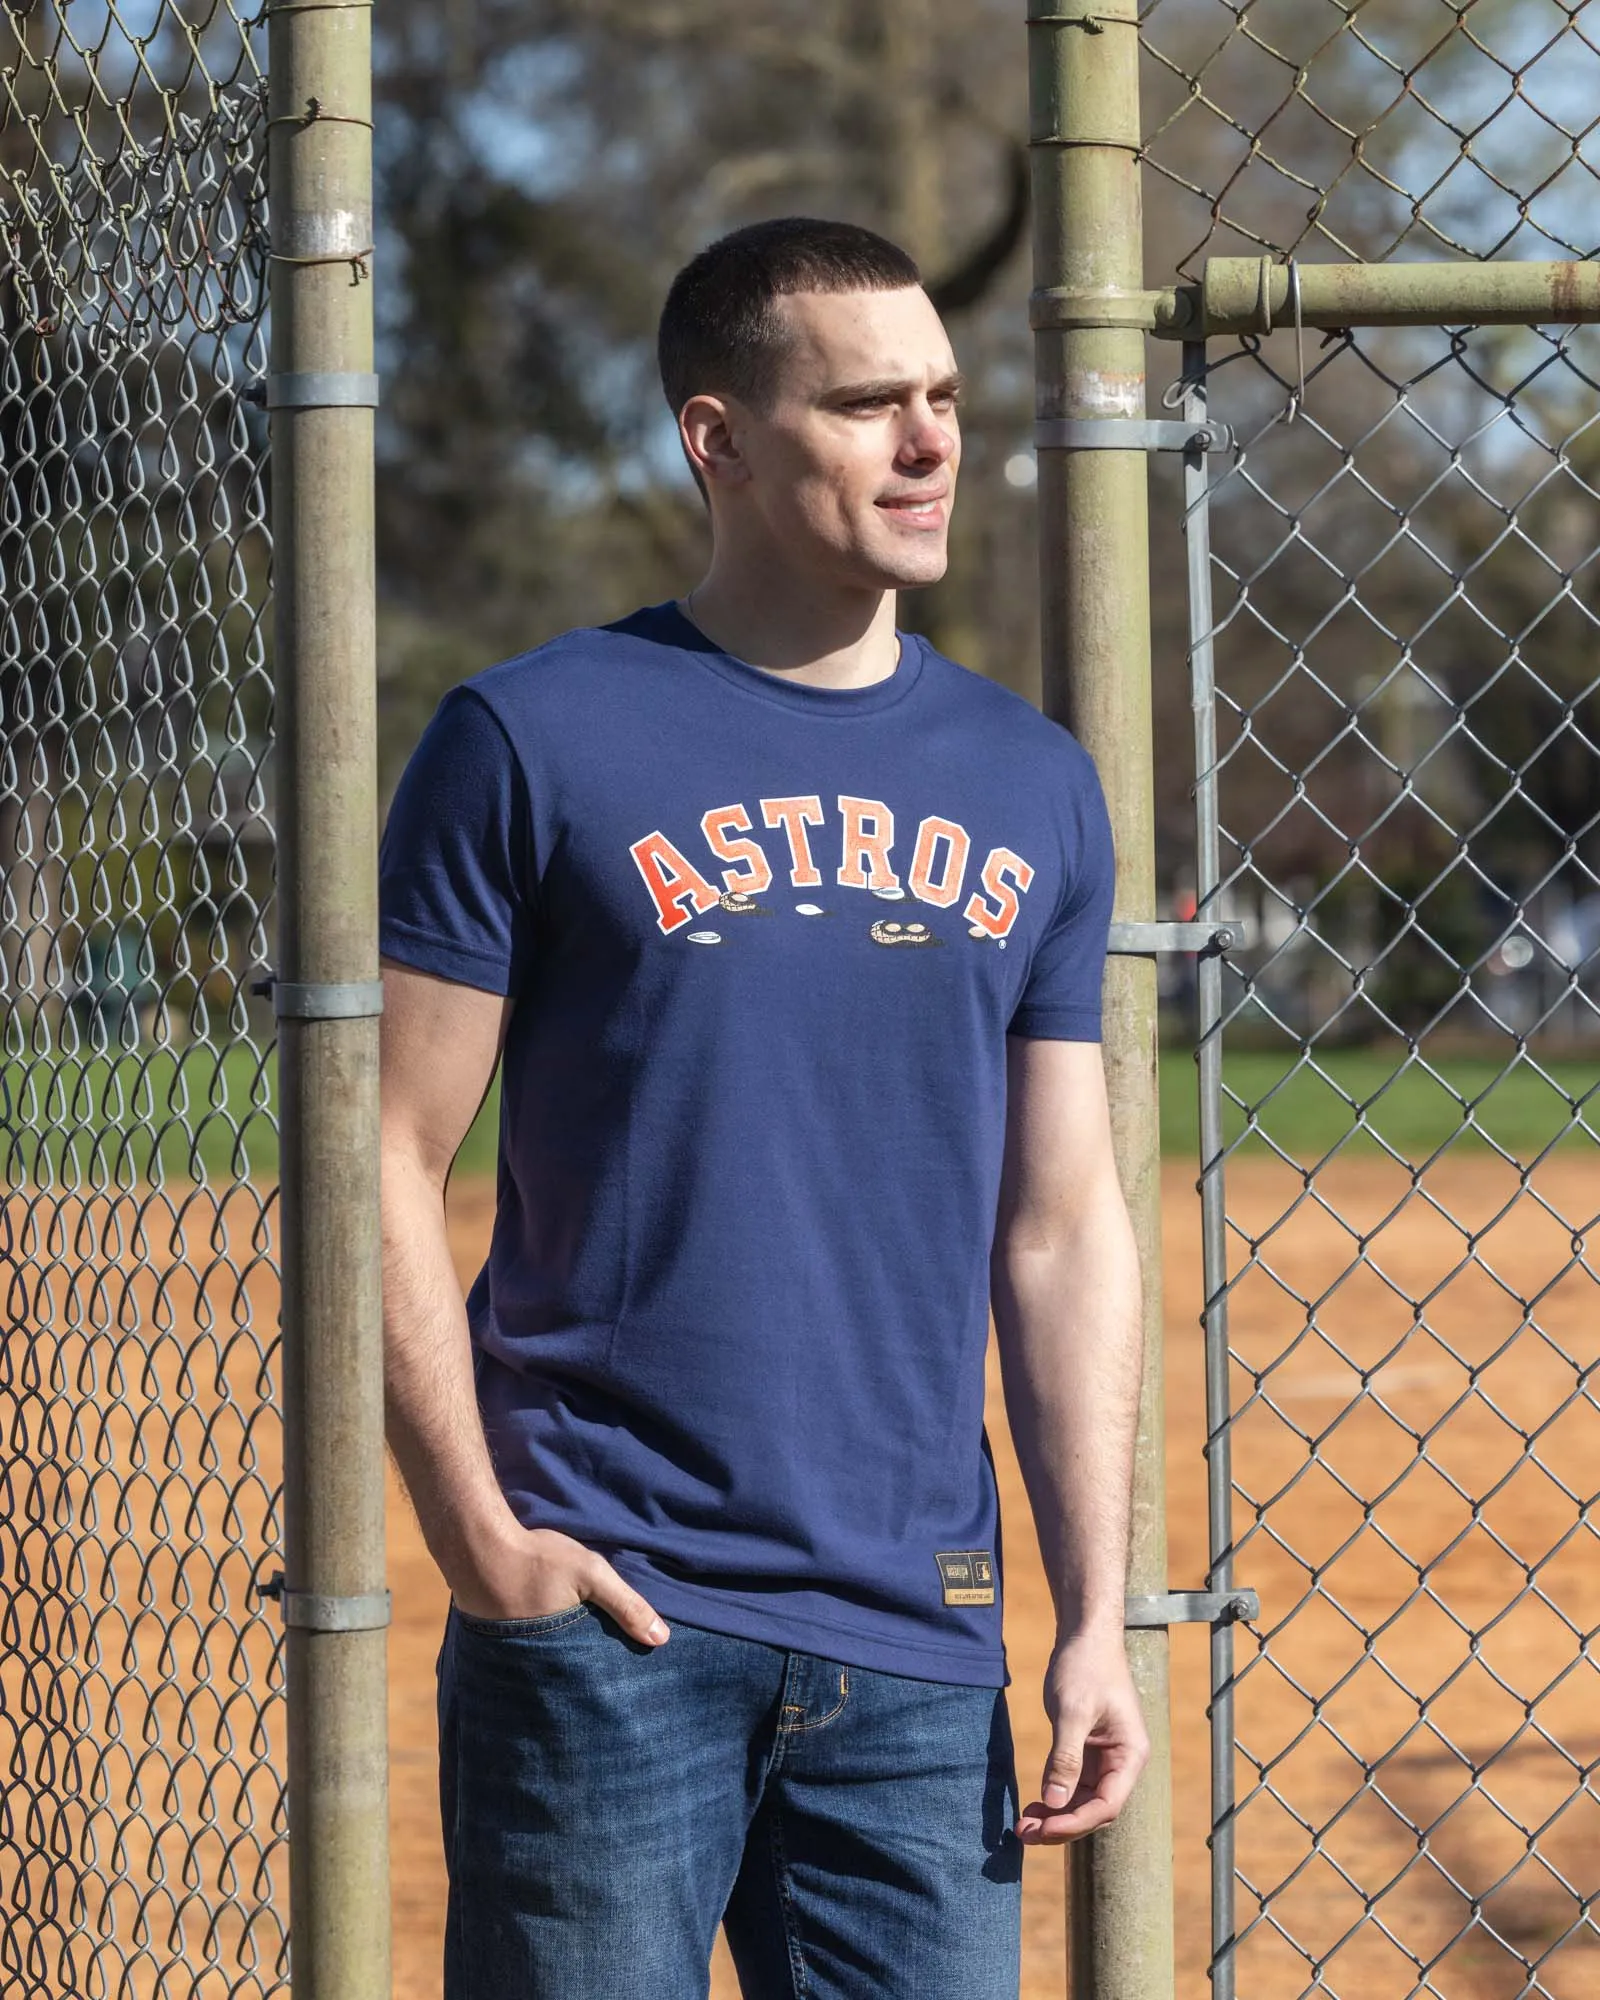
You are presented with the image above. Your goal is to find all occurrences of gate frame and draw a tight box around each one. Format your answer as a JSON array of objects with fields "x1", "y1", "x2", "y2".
[
  {"x1": 1173, "y1": 282, "x2": 1600, "y2": 2000},
  {"x1": 1029, "y1": 3, "x2": 1600, "y2": 1995}
]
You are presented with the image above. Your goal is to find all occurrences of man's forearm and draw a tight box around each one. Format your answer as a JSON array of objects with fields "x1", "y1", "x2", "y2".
[
  {"x1": 991, "y1": 1174, "x2": 1144, "y2": 1636},
  {"x1": 381, "y1": 1143, "x2": 522, "y2": 1593}
]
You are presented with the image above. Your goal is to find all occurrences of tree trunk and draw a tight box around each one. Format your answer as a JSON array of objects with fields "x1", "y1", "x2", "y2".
[{"x1": 878, "y1": 0, "x2": 942, "y2": 269}]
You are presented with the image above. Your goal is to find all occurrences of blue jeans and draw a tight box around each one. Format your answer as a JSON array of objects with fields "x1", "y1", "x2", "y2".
[{"x1": 437, "y1": 1604, "x2": 1022, "y2": 1999}]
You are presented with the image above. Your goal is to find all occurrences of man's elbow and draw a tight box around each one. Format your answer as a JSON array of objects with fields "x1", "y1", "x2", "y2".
[
  {"x1": 380, "y1": 1124, "x2": 455, "y2": 1243},
  {"x1": 994, "y1": 1168, "x2": 1135, "y2": 1265}
]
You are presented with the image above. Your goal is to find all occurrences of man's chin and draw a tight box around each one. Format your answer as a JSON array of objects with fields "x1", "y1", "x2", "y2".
[
  {"x1": 889, "y1": 562, "x2": 948, "y2": 592},
  {"x1": 855, "y1": 542, "x2": 950, "y2": 592}
]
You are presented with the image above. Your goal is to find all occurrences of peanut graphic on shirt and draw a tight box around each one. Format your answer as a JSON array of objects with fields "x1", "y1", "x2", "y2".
[{"x1": 870, "y1": 920, "x2": 942, "y2": 948}]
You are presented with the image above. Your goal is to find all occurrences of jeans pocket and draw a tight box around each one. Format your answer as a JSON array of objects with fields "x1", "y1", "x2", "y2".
[{"x1": 452, "y1": 1602, "x2": 593, "y2": 1639}]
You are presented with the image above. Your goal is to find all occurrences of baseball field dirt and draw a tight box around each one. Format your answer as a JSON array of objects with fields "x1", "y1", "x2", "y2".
[
  {"x1": 5, "y1": 1144, "x2": 1592, "y2": 1994},
  {"x1": 375, "y1": 1149, "x2": 1599, "y2": 1998}
]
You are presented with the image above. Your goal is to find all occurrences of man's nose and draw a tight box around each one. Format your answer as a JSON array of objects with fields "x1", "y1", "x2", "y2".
[{"x1": 898, "y1": 406, "x2": 957, "y2": 468}]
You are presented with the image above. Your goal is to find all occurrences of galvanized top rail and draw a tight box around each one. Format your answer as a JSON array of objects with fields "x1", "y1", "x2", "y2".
[{"x1": 1032, "y1": 258, "x2": 1600, "y2": 340}]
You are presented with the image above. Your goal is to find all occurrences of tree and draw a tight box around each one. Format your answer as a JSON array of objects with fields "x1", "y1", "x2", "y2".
[{"x1": 368, "y1": 0, "x2": 1041, "y2": 792}]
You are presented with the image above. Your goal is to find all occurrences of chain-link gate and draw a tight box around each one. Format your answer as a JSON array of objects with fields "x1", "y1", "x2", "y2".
[
  {"x1": 1138, "y1": 4, "x2": 1600, "y2": 1995},
  {"x1": 2, "y1": 3, "x2": 284, "y2": 1991}
]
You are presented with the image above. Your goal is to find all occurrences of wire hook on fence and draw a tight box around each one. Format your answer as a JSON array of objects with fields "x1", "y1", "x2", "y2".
[
  {"x1": 268, "y1": 246, "x2": 373, "y2": 284},
  {"x1": 265, "y1": 95, "x2": 375, "y2": 134}
]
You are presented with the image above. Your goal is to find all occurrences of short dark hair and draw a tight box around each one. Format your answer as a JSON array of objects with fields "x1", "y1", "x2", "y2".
[{"x1": 658, "y1": 217, "x2": 921, "y2": 418}]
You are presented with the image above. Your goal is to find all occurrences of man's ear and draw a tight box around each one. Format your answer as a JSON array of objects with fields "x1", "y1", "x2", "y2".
[{"x1": 679, "y1": 393, "x2": 751, "y2": 493}]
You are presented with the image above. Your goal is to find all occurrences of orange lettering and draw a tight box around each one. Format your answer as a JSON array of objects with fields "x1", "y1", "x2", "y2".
[
  {"x1": 963, "y1": 847, "x2": 1035, "y2": 939},
  {"x1": 629, "y1": 830, "x2": 721, "y2": 935},
  {"x1": 837, "y1": 795, "x2": 899, "y2": 892},
  {"x1": 907, "y1": 815, "x2": 971, "y2": 908},
  {"x1": 701, "y1": 803, "x2": 773, "y2": 896},
  {"x1": 761, "y1": 796, "x2": 825, "y2": 888}
]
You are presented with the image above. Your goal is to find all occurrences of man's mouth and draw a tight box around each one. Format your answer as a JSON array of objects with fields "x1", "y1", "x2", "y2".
[{"x1": 877, "y1": 490, "x2": 948, "y2": 527}]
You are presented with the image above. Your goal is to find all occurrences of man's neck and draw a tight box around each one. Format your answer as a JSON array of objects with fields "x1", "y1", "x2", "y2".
[{"x1": 680, "y1": 565, "x2": 901, "y2": 691}]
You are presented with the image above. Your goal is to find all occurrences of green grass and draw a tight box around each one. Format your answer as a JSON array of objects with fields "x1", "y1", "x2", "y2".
[
  {"x1": 7, "y1": 1044, "x2": 1594, "y2": 1190},
  {"x1": 1, "y1": 1042, "x2": 504, "y2": 1192},
  {"x1": 467, "y1": 1053, "x2": 1600, "y2": 1177},
  {"x1": 454, "y1": 1080, "x2": 502, "y2": 1180},
  {"x1": 1159, "y1": 1047, "x2": 1600, "y2": 1163},
  {"x1": 2, "y1": 1044, "x2": 278, "y2": 1188}
]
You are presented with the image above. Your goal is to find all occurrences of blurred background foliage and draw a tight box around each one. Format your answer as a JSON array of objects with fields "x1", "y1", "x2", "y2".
[
  {"x1": 5, "y1": 0, "x2": 1599, "y2": 1098},
  {"x1": 369, "y1": 0, "x2": 1043, "y2": 785},
  {"x1": 366, "y1": 0, "x2": 1600, "y2": 1058}
]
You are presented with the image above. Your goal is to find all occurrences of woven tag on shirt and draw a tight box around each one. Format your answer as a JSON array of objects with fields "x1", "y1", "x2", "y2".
[{"x1": 935, "y1": 1550, "x2": 996, "y2": 1606}]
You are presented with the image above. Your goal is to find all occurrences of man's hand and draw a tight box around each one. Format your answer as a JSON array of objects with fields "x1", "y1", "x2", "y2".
[
  {"x1": 1015, "y1": 1627, "x2": 1149, "y2": 1845},
  {"x1": 450, "y1": 1520, "x2": 669, "y2": 1647}
]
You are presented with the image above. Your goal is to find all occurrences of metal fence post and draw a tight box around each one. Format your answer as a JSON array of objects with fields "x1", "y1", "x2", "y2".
[
  {"x1": 1026, "y1": 4, "x2": 1174, "y2": 1997},
  {"x1": 267, "y1": 0, "x2": 389, "y2": 1992}
]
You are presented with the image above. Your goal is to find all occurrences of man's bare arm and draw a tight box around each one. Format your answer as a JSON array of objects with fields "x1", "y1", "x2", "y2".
[
  {"x1": 380, "y1": 956, "x2": 668, "y2": 1642},
  {"x1": 991, "y1": 1035, "x2": 1148, "y2": 1844}
]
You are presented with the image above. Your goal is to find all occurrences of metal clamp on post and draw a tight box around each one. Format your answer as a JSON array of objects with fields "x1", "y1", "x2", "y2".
[
  {"x1": 1028, "y1": 285, "x2": 1177, "y2": 333},
  {"x1": 250, "y1": 973, "x2": 385, "y2": 1019},
  {"x1": 244, "y1": 370, "x2": 381, "y2": 410},
  {"x1": 1125, "y1": 1588, "x2": 1259, "y2": 1630},
  {"x1": 1106, "y1": 919, "x2": 1254, "y2": 957},
  {"x1": 1034, "y1": 417, "x2": 1234, "y2": 454},
  {"x1": 256, "y1": 1570, "x2": 392, "y2": 1632}
]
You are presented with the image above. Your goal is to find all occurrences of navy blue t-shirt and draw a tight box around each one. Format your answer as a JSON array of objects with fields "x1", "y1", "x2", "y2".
[{"x1": 379, "y1": 602, "x2": 1114, "y2": 1686}]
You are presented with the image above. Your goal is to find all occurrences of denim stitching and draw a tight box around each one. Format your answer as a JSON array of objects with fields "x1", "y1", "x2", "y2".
[
  {"x1": 779, "y1": 1670, "x2": 849, "y2": 1734},
  {"x1": 768, "y1": 1807, "x2": 810, "y2": 1998},
  {"x1": 452, "y1": 1602, "x2": 591, "y2": 1637},
  {"x1": 765, "y1": 1653, "x2": 806, "y2": 1775},
  {"x1": 441, "y1": 1629, "x2": 466, "y2": 1987}
]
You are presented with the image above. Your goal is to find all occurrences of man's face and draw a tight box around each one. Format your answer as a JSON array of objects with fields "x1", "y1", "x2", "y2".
[{"x1": 728, "y1": 286, "x2": 962, "y2": 591}]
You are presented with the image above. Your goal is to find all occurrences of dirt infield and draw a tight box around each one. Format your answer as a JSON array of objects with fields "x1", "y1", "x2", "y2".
[
  {"x1": 1191, "y1": 1149, "x2": 1600, "y2": 2000},
  {"x1": 0, "y1": 1180, "x2": 287, "y2": 1997},
  {"x1": 7, "y1": 1149, "x2": 1591, "y2": 1995},
  {"x1": 371, "y1": 1151, "x2": 1600, "y2": 1998}
]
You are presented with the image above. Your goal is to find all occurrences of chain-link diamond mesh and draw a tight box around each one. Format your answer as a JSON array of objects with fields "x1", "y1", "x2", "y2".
[
  {"x1": 0, "y1": 3, "x2": 279, "y2": 1993},
  {"x1": 1140, "y1": 0, "x2": 1600, "y2": 276},
  {"x1": 1142, "y1": 6, "x2": 1600, "y2": 1997}
]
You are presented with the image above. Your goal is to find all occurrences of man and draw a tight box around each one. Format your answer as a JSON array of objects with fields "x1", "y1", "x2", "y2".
[{"x1": 379, "y1": 216, "x2": 1147, "y2": 1999}]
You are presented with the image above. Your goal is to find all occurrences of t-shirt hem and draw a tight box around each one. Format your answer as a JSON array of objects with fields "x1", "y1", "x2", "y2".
[
  {"x1": 611, "y1": 1556, "x2": 1009, "y2": 1688},
  {"x1": 378, "y1": 922, "x2": 513, "y2": 996},
  {"x1": 1007, "y1": 1007, "x2": 1103, "y2": 1041}
]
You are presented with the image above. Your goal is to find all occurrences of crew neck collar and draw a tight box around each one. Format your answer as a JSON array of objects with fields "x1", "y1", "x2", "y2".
[{"x1": 647, "y1": 600, "x2": 925, "y2": 717}]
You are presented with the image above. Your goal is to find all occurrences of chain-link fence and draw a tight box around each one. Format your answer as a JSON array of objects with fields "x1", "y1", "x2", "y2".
[
  {"x1": 1137, "y1": 3, "x2": 1600, "y2": 1994},
  {"x1": 1, "y1": 2, "x2": 281, "y2": 1991},
  {"x1": 9, "y1": 0, "x2": 1600, "y2": 1994}
]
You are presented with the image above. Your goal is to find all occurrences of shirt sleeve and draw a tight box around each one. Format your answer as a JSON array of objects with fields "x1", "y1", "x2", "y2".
[
  {"x1": 1007, "y1": 745, "x2": 1115, "y2": 1041},
  {"x1": 378, "y1": 686, "x2": 535, "y2": 997}
]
